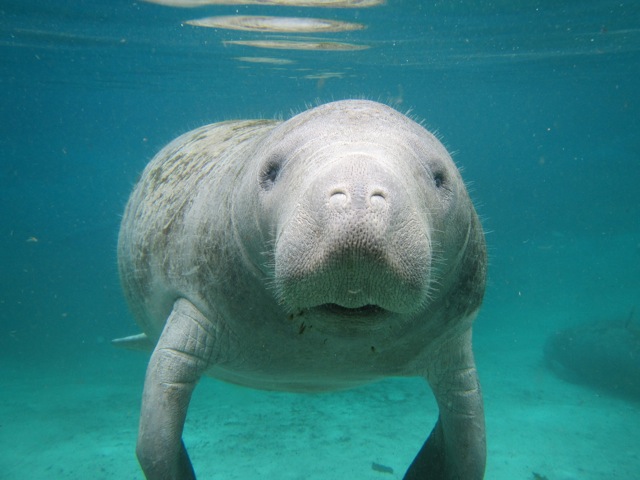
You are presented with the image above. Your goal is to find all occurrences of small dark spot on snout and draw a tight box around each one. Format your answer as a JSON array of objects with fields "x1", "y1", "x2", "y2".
[
  {"x1": 288, "y1": 310, "x2": 305, "y2": 322},
  {"x1": 371, "y1": 345, "x2": 376, "y2": 353}
]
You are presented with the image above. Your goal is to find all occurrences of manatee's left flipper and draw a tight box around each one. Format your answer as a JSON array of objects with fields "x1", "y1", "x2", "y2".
[
  {"x1": 137, "y1": 298, "x2": 216, "y2": 480},
  {"x1": 404, "y1": 330, "x2": 486, "y2": 480}
]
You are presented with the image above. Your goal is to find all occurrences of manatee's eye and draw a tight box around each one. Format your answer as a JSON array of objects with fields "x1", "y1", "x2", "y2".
[
  {"x1": 260, "y1": 158, "x2": 282, "y2": 190},
  {"x1": 433, "y1": 171, "x2": 446, "y2": 189}
]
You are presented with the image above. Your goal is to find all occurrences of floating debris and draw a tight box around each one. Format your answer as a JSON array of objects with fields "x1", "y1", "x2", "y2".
[
  {"x1": 143, "y1": 0, "x2": 213, "y2": 5},
  {"x1": 224, "y1": 40, "x2": 369, "y2": 51},
  {"x1": 532, "y1": 473, "x2": 549, "y2": 480},
  {"x1": 145, "y1": 0, "x2": 383, "y2": 7},
  {"x1": 303, "y1": 71, "x2": 344, "y2": 79},
  {"x1": 235, "y1": 56, "x2": 295, "y2": 65},
  {"x1": 371, "y1": 462, "x2": 394, "y2": 474},
  {"x1": 186, "y1": 15, "x2": 365, "y2": 33}
]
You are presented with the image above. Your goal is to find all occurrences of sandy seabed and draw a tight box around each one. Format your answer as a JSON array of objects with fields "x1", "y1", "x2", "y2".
[
  {"x1": 2, "y1": 326, "x2": 639, "y2": 480},
  {"x1": 2, "y1": 233, "x2": 639, "y2": 479}
]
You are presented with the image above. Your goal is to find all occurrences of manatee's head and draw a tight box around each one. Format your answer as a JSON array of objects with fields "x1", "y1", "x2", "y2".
[{"x1": 239, "y1": 100, "x2": 484, "y2": 325}]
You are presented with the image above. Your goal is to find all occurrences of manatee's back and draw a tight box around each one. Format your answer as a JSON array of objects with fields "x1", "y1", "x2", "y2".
[{"x1": 118, "y1": 119, "x2": 277, "y2": 340}]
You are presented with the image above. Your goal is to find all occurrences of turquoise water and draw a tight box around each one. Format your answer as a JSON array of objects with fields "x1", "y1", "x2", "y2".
[{"x1": 1, "y1": 1, "x2": 639, "y2": 479}]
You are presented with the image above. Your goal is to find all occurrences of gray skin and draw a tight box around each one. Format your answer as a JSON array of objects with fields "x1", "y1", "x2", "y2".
[{"x1": 115, "y1": 100, "x2": 487, "y2": 480}]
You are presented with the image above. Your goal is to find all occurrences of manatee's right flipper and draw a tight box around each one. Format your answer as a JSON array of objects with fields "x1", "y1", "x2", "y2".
[
  {"x1": 404, "y1": 330, "x2": 486, "y2": 480},
  {"x1": 136, "y1": 298, "x2": 216, "y2": 480}
]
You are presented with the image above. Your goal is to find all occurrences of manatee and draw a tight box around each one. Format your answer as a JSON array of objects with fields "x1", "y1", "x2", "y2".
[
  {"x1": 115, "y1": 99, "x2": 487, "y2": 479},
  {"x1": 545, "y1": 314, "x2": 640, "y2": 399}
]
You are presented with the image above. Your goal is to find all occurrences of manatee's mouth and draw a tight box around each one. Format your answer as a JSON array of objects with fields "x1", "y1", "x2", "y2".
[{"x1": 316, "y1": 303, "x2": 386, "y2": 317}]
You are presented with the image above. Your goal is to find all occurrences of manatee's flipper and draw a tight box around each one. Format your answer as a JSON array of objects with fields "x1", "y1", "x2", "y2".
[
  {"x1": 112, "y1": 333, "x2": 154, "y2": 352},
  {"x1": 404, "y1": 331, "x2": 485, "y2": 480},
  {"x1": 137, "y1": 298, "x2": 216, "y2": 480}
]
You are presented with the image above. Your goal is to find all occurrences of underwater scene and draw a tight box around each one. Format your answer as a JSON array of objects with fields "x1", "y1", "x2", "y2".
[{"x1": 1, "y1": 1, "x2": 639, "y2": 479}]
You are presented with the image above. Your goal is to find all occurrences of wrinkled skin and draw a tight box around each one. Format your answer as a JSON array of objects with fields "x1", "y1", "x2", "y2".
[{"x1": 116, "y1": 100, "x2": 487, "y2": 479}]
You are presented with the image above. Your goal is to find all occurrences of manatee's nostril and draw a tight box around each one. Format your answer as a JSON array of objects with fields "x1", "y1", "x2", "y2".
[
  {"x1": 329, "y1": 190, "x2": 348, "y2": 207},
  {"x1": 370, "y1": 191, "x2": 387, "y2": 207}
]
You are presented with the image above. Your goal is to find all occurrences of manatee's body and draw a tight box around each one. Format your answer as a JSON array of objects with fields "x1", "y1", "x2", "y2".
[
  {"x1": 545, "y1": 318, "x2": 640, "y2": 399},
  {"x1": 116, "y1": 100, "x2": 487, "y2": 479}
]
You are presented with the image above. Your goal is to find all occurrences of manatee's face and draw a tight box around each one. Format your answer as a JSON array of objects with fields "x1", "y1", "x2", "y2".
[{"x1": 242, "y1": 100, "x2": 474, "y2": 322}]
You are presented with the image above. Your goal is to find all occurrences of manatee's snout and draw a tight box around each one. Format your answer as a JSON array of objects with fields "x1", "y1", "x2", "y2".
[
  {"x1": 313, "y1": 160, "x2": 393, "y2": 245},
  {"x1": 275, "y1": 156, "x2": 432, "y2": 316}
]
